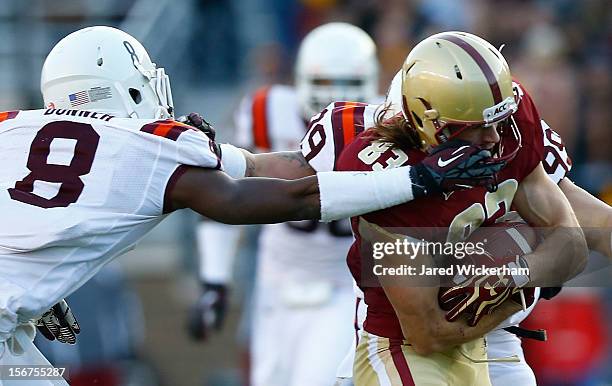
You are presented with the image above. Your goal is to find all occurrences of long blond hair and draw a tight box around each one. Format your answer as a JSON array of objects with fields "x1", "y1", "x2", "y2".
[{"x1": 367, "y1": 102, "x2": 422, "y2": 151}]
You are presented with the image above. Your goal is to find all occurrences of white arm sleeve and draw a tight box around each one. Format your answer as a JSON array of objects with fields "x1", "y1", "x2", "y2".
[
  {"x1": 196, "y1": 221, "x2": 241, "y2": 283},
  {"x1": 220, "y1": 143, "x2": 247, "y2": 179},
  {"x1": 317, "y1": 166, "x2": 416, "y2": 222}
]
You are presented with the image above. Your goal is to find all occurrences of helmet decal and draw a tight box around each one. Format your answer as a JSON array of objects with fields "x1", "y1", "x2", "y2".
[{"x1": 123, "y1": 41, "x2": 141, "y2": 69}]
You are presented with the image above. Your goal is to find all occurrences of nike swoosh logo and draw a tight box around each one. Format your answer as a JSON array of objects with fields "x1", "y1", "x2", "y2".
[
  {"x1": 438, "y1": 145, "x2": 470, "y2": 167},
  {"x1": 438, "y1": 153, "x2": 463, "y2": 167}
]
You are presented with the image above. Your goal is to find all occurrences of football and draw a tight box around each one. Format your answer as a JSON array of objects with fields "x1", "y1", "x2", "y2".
[
  {"x1": 465, "y1": 221, "x2": 540, "y2": 261},
  {"x1": 439, "y1": 220, "x2": 541, "y2": 314}
]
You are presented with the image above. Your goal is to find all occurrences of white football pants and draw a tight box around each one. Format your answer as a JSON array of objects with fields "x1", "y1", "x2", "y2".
[
  {"x1": 251, "y1": 282, "x2": 355, "y2": 386},
  {"x1": 486, "y1": 328, "x2": 537, "y2": 386}
]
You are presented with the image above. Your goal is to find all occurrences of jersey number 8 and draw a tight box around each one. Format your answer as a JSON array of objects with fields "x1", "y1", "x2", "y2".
[{"x1": 8, "y1": 121, "x2": 100, "y2": 208}]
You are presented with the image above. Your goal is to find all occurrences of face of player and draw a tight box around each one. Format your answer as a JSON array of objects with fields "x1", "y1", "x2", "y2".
[{"x1": 453, "y1": 122, "x2": 501, "y2": 150}]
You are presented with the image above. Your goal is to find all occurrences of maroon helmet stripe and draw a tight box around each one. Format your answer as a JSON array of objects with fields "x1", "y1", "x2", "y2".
[
  {"x1": 389, "y1": 338, "x2": 416, "y2": 385},
  {"x1": 438, "y1": 34, "x2": 503, "y2": 104}
]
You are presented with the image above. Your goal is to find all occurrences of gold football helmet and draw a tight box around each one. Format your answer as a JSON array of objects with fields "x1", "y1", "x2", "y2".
[{"x1": 401, "y1": 31, "x2": 520, "y2": 161}]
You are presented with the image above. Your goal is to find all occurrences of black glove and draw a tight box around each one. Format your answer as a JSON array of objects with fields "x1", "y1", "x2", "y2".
[
  {"x1": 410, "y1": 140, "x2": 506, "y2": 197},
  {"x1": 177, "y1": 112, "x2": 216, "y2": 141},
  {"x1": 35, "y1": 300, "x2": 80, "y2": 344},
  {"x1": 187, "y1": 283, "x2": 229, "y2": 341}
]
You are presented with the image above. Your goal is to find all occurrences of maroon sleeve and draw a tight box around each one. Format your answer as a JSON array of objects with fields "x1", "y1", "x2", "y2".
[
  {"x1": 163, "y1": 165, "x2": 189, "y2": 214},
  {"x1": 509, "y1": 81, "x2": 545, "y2": 180}
]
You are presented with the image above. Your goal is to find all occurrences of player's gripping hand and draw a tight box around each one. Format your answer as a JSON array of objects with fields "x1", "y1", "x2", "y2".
[
  {"x1": 177, "y1": 112, "x2": 216, "y2": 141},
  {"x1": 439, "y1": 255, "x2": 532, "y2": 326},
  {"x1": 187, "y1": 282, "x2": 229, "y2": 341},
  {"x1": 410, "y1": 140, "x2": 506, "y2": 197},
  {"x1": 35, "y1": 299, "x2": 80, "y2": 344}
]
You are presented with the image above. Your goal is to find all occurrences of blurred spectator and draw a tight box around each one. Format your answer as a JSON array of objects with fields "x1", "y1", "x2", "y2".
[{"x1": 512, "y1": 19, "x2": 579, "y2": 152}]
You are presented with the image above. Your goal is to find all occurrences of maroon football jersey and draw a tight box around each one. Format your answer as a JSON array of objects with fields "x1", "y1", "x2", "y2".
[{"x1": 336, "y1": 82, "x2": 546, "y2": 339}]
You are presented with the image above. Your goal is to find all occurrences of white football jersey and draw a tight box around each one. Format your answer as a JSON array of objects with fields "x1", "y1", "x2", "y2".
[
  {"x1": 235, "y1": 85, "x2": 305, "y2": 152},
  {"x1": 236, "y1": 85, "x2": 354, "y2": 285},
  {"x1": 0, "y1": 109, "x2": 219, "y2": 341},
  {"x1": 300, "y1": 101, "x2": 380, "y2": 173}
]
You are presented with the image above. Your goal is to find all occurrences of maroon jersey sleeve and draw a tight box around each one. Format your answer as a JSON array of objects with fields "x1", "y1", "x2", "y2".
[{"x1": 507, "y1": 81, "x2": 545, "y2": 179}]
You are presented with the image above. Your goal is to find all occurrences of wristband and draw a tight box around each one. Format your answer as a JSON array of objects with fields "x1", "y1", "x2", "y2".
[
  {"x1": 317, "y1": 166, "x2": 415, "y2": 222},
  {"x1": 219, "y1": 144, "x2": 247, "y2": 179}
]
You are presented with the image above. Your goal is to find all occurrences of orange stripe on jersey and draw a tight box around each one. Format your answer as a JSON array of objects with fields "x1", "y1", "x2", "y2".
[
  {"x1": 330, "y1": 102, "x2": 368, "y2": 169},
  {"x1": 141, "y1": 120, "x2": 194, "y2": 141},
  {"x1": 152, "y1": 122, "x2": 175, "y2": 137},
  {"x1": 342, "y1": 102, "x2": 360, "y2": 145},
  {"x1": 0, "y1": 111, "x2": 19, "y2": 123},
  {"x1": 252, "y1": 86, "x2": 271, "y2": 150}
]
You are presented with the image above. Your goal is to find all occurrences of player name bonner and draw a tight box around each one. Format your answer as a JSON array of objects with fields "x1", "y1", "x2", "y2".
[{"x1": 373, "y1": 264, "x2": 529, "y2": 277}]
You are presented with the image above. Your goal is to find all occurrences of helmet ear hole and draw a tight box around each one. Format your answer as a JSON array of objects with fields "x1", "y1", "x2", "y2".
[{"x1": 129, "y1": 88, "x2": 142, "y2": 104}]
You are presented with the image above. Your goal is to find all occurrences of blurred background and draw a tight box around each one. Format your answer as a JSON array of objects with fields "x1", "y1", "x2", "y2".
[{"x1": 0, "y1": 0, "x2": 609, "y2": 385}]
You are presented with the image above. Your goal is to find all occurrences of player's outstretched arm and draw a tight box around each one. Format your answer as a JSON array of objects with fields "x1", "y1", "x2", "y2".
[
  {"x1": 171, "y1": 167, "x2": 320, "y2": 224},
  {"x1": 559, "y1": 178, "x2": 612, "y2": 259},
  {"x1": 245, "y1": 150, "x2": 317, "y2": 179},
  {"x1": 218, "y1": 140, "x2": 506, "y2": 219},
  {"x1": 232, "y1": 142, "x2": 506, "y2": 196},
  {"x1": 514, "y1": 163, "x2": 589, "y2": 285},
  {"x1": 171, "y1": 163, "x2": 421, "y2": 224}
]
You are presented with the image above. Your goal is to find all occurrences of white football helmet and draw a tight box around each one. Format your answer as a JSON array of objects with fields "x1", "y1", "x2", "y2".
[
  {"x1": 384, "y1": 69, "x2": 403, "y2": 116},
  {"x1": 41, "y1": 26, "x2": 174, "y2": 119},
  {"x1": 295, "y1": 22, "x2": 379, "y2": 120}
]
